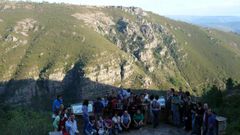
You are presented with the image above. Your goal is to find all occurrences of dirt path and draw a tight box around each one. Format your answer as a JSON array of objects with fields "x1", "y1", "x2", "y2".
[{"x1": 122, "y1": 124, "x2": 191, "y2": 135}]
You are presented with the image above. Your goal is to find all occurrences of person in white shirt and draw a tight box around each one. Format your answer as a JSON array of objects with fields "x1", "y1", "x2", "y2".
[
  {"x1": 65, "y1": 113, "x2": 79, "y2": 135},
  {"x1": 97, "y1": 116, "x2": 105, "y2": 135},
  {"x1": 144, "y1": 89, "x2": 149, "y2": 102},
  {"x1": 151, "y1": 95, "x2": 161, "y2": 128},
  {"x1": 112, "y1": 113, "x2": 122, "y2": 134},
  {"x1": 157, "y1": 96, "x2": 166, "y2": 108}
]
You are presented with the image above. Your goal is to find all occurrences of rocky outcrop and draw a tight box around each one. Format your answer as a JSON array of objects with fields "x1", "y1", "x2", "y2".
[
  {"x1": 1, "y1": 18, "x2": 41, "y2": 54},
  {"x1": 47, "y1": 68, "x2": 66, "y2": 94},
  {"x1": 71, "y1": 7, "x2": 189, "y2": 88},
  {"x1": 84, "y1": 54, "x2": 134, "y2": 85},
  {"x1": 1, "y1": 4, "x2": 225, "y2": 106},
  {"x1": 0, "y1": 2, "x2": 34, "y2": 11},
  {"x1": 72, "y1": 12, "x2": 115, "y2": 35},
  {"x1": 116, "y1": 6, "x2": 148, "y2": 16},
  {"x1": 14, "y1": 18, "x2": 38, "y2": 37}
]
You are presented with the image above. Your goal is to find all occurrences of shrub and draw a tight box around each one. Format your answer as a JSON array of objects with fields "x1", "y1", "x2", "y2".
[
  {"x1": 0, "y1": 106, "x2": 52, "y2": 135},
  {"x1": 202, "y1": 85, "x2": 223, "y2": 108}
]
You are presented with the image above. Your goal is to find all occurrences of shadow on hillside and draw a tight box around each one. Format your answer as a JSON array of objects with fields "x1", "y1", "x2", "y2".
[
  {"x1": 0, "y1": 60, "x2": 167, "y2": 111},
  {"x1": 2, "y1": 57, "x2": 238, "y2": 111}
]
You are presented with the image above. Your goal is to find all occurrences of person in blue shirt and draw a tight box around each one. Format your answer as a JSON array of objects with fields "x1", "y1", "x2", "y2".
[
  {"x1": 207, "y1": 108, "x2": 216, "y2": 135},
  {"x1": 121, "y1": 110, "x2": 131, "y2": 131},
  {"x1": 52, "y1": 95, "x2": 63, "y2": 113},
  {"x1": 85, "y1": 116, "x2": 97, "y2": 135},
  {"x1": 82, "y1": 99, "x2": 90, "y2": 135}
]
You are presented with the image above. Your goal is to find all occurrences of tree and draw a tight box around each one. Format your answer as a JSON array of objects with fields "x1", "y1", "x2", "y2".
[
  {"x1": 202, "y1": 85, "x2": 223, "y2": 108},
  {"x1": 226, "y1": 78, "x2": 234, "y2": 90}
]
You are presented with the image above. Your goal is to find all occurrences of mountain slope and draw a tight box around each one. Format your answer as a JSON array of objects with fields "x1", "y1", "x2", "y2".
[{"x1": 0, "y1": 2, "x2": 240, "y2": 104}]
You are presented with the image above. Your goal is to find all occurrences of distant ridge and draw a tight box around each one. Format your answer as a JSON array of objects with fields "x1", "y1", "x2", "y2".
[{"x1": 168, "y1": 16, "x2": 240, "y2": 34}]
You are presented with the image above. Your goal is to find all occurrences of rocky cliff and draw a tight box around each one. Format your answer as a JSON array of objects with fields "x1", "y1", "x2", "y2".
[{"x1": 0, "y1": 2, "x2": 240, "y2": 105}]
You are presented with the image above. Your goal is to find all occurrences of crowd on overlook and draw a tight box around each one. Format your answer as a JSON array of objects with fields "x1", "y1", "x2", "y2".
[{"x1": 52, "y1": 87, "x2": 218, "y2": 135}]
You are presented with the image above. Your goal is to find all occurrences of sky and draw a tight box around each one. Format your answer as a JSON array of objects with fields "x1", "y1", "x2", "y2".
[{"x1": 13, "y1": 0, "x2": 240, "y2": 16}]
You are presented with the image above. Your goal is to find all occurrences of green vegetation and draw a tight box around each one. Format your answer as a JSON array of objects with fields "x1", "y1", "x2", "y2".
[
  {"x1": 202, "y1": 78, "x2": 240, "y2": 135},
  {"x1": 0, "y1": 2, "x2": 240, "y2": 93},
  {"x1": 0, "y1": 105, "x2": 51, "y2": 135},
  {"x1": 0, "y1": 1, "x2": 240, "y2": 135},
  {"x1": 147, "y1": 12, "x2": 240, "y2": 90}
]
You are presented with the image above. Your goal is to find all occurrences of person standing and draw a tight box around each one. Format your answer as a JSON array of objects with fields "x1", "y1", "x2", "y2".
[
  {"x1": 93, "y1": 97, "x2": 104, "y2": 120},
  {"x1": 118, "y1": 88, "x2": 128, "y2": 100},
  {"x1": 192, "y1": 102, "x2": 204, "y2": 135},
  {"x1": 166, "y1": 89, "x2": 173, "y2": 123},
  {"x1": 203, "y1": 103, "x2": 209, "y2": 135},
  {"x1": 53, "y1": 110, "x2": 61, "y2": 131},
  {"x1": 59, "y1": 108, "x2": 68, "y2": 134},
  {"x1": 207, "y1": 109, "x2": 216, "y2": 135},
  {"x1": 178, "y1": 87, "x2": 184, "y2": 124},
  {"x1": 151, "y1": 95, "x2": 161, "y2": 128},
  {"x1": 171, "y1": 91, "x2": 180, "y2": 126},
  {"x1": 82, "y1": 100, "x2": 89, "y2": 135},
  {"x1": 147, "y1": 95, "x2": 155, "y2": 124},
  {"x1": 52, "y1": 95, "x2": 63, "y2": 120},
  {"x1": 184, "y1": 101, "x2": 192, "y2": 131}
]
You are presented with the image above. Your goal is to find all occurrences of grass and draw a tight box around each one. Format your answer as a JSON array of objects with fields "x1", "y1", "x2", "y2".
[
  {"x1": 146, "y1": 12, "x2": 240, "y2": 91},
  {"x1": 0, "y1": 104, "x2": 52, "y2": 135}
]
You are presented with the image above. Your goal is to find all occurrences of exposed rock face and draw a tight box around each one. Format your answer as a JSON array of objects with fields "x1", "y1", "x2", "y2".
[
  {"x1": 85, "y1": 54, "x2": 134, "y2": 85},
  {"x1": 1, "y1": 3, "x2": 16, "y2": 11},
  {"x1": 3, "y1": 3, "x2": 240, "y2": 106},
  {"x1": 0, "y1": 2, "x2": 35, "y2": 11},
  {"x1": 4, "y1": 35, "x2": 18, "y2": 42},
  {"x1": 72, "y1": 9, "x2": 187, "y2": 85},
  {"x1": 1, "y1": 7, "x2": 190, "y2": 105},
  {"x1": 2, "y1": 53, "x2": 136, "y2": 104},
  {"x1": 72, "y1": 12, "x2": 115, "y2": 35},
  {"x1": 116, "y1": 6, "x2": 148, "y2": 16},
  {"x1": 48, "y1": 68, "x2": 66, "y2": 94},
  {"x1": 1, "y1": 18, "x2": 40, "y2": 54},
  {"x1": 14, "y1": 18, "x2": 38, "y2": 37},
  {"x1": 85, "y1": 60, "x2": 133, "y2": 84}
]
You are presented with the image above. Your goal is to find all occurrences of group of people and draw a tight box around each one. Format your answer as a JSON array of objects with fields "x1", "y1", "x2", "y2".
[
  {"x1": 81, "y1": 89, "x2": 154, "y2": 135},
  {"x1": 52, "y1": 87, "x2": 218, "y2": 135},
  {"x1": 52, "y1": 95, "x2": 79, "y2": 135},
  {"x1": 165, "y1": 88, "x2": 217, "y2": 135}
]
